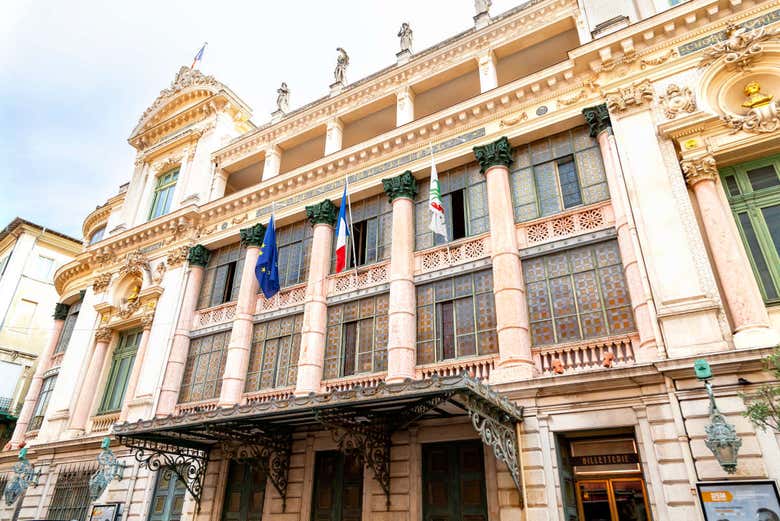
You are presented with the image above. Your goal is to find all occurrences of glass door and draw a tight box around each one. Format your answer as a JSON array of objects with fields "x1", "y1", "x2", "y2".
[{"x1": 576, "y1": 478, "x2": 650, "y2": 521}]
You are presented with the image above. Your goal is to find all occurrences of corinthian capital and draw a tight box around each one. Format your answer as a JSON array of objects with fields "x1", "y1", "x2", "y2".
[
  {"x1": 95, "y1": 327, "x2": 113, "y2": 343},
  {"x1": 473, "y1": 136, "x2": 513, "y2": 174},
  {"x1": 680, "y1": 155, "x2": 718, "y2": 186}
]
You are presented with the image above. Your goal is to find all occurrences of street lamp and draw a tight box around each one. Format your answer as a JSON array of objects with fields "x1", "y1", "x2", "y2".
[
  {"x1": 4, "y1": 447, "x2": 40, "y2": 506},
  {"x1": 89, "y1": 437, "x2": 126, "y2": 500},
  {"x1": 694, "y1": 359, "x2": 742, "y2": 474}
]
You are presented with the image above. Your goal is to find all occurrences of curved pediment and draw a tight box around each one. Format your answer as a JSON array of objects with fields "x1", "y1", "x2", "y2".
[{"x1": 130, "y1": 66, "x2": 226, "y2": 139}]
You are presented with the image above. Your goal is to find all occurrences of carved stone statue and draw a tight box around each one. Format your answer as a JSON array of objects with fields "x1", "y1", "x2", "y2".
[
  {"x1": 741, "y1": 81, "x2": 773, "y2": 109},
  {"x1": 334, "y1": 48, "x2": 349, "y2": 85},
  {"x1": 475, "y1": 0, "x2": 491, "y2": 15},
  {"x1": 398, "y1": 23, "x2": 413, "y2": 53},
  {"x1": 276, "y1": 82, "x2": 290, "y2": 113}
]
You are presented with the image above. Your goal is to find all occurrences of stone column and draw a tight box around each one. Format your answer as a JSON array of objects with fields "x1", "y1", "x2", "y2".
[
  {"x1": 681, "y1": 156, "x2": 780, "y2": 349},
  {"x1": 10, "y1": 303, "x2": 67, "y2": 446},
  {"x1": 473, "y1": 137, "x2": 535, "y2": 382},
  {"x1": 324, "y1": 118, "x2": 344, "y2": 155},
  {"x1": 119, "y1": 314, "x2": 154, "y2": 422},
  {"x1": 396, "y1": 87, "x2": 415, "y2": 126},
  {"x1": 382, "y1": 171, "x2": 418, "y2": 383},
  {"x1": 211, "y1": 168, "x2": 229, "y2": 200},
  {"x1": 262, "y1": 145, "x2": 282, "y2": 181},
  {"x1": 477, "y1": 50, "x2": 498, "y2": 93},
  {"x1": 69, "y1": 326, "x2": 113, "y2": 433},
  {"x1": 218, "y1": 224, "x2": 264, "y2": 406},
  {"x1": 157, "y1": 245, "x2": 210, "y2": 417},
  {"x1": 583, "y1": 104, "x2": 658, "y2": 358},
  {"x1": 295, "y1": 200, "x2": 337, "y2": 395}
]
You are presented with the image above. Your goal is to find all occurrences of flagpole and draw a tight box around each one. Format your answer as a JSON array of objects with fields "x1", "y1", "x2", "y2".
[{"x1": 344, "y1": 175, "x2": 360, "y2": 281}]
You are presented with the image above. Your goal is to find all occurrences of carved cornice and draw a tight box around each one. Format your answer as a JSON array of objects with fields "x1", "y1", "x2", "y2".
[
  {"x1": 306, "y1": 200, "x2": 338, "y2": 227},
  {"x1": 474, "y1": 137, "x2": 513, "y2": 174},
  {"x1": 240, "y1": 224, "x2": 266, "y2": 247},
  {"x1": 382, "y1": 171, "x2": 418, "y2": 202},
  {"x1": 53, "y1": 303, "x2": 70, "y2": 321},
  {"x1": 680, "y1": 156, "x2": 718, "y2": 186},
  {"x1": 582, "y1": 104, "x2": 611, "y2": 137},
  {"x1": 187, "y1": 245, "x2": 211, "y2": 267},
  {"x1": 603, "y1": 80, "x2": 653, "y2": 115}
]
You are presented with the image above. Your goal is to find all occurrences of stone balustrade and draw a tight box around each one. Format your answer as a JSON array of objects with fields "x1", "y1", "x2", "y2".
[
  {"x1": 327, "y1": 261, "x2": 389, "y2": 296},
  {"x1": 244, "y1": 387, "x2": 295, "y2": 405},
  {"x1": 416, "y1": 355, "x2": 497, "y2": 380},
  {"x1": 174, "y1": 399, "x2": 220, "y2": 416},
  {"x1": 89, "y1": 411, "x2": 120, "y2": 433},
  {"x1": 517, "y1": 201, "x2": 613, "y2": 247},
  {"x1": 193, "y1": 302, "x2": 238, "y2": 329},
  {"x1": 255, "y1": 283, "x2": 307, "y2": 313},
  {"x1": 533, "y1": 334, "x2": 637, "y2": 376},
  {"x1": 323, "y1": 372, "x2": 387, "y2": 393},
  {"x1": 414, "y1": 234, "x2": 491, "y2": 275}
]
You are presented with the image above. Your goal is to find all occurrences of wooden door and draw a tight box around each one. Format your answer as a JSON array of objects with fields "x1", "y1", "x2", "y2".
[
  {"x1": 422, "y1": 440, "x2": 488, "y2": 521},
  {"x1": 221, "y1": 461, "x2": 267, "y2": 521},
  {"x1": 311, "y1": 451, "x2": 364, "y2": 521}
]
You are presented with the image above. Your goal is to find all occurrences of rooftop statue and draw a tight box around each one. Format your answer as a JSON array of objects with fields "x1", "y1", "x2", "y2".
[
  {"x1": 334, "y1": 47, "x2": 349, "y2": 85},
  {"x1": 276, "y1": 82, "x2": 290, "y2": 113},
  {"x1": 398, "y1": 23, "x2": 413, "y2": 53},
  {"x1": 475, "y1": 0, "x2": 491, "y2": 15}
]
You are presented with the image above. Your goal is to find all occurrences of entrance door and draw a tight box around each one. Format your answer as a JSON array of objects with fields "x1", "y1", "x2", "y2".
[
  {"x1": 148, "y1": 468, "x2": 187, "y2": 521},
  {"x1": 221, "y1": 461, "x2": 267, "y2": 521},
  {"x1": 422, "y1": 440, "x2": 488, "y2": 521},
  {"x1": 576, "y1": 478, "x2": 650, "y2": 521},
  {"x1": 311, "y1": 451, "x2": 364, "y2": 521}
]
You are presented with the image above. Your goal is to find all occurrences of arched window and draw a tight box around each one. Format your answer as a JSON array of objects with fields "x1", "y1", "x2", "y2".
[{"x1": 88, "y1": 225, "x2": 106, "y2": 245}]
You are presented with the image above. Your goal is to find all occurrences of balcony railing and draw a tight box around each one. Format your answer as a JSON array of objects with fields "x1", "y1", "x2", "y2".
[
  {"x1": 415, "y1": 234, "x2": 491, "y2": 275},
  {"x1": 533, "y1": 334, "x2": 637, "y2": 376},
  {"x1": 416, "y1": 355, "x2": 497, "y2": 380},
  {"x1": 255, "y1": 283, "x2": 306, "y2": 314},
  {"x1": 518, "y1": 201, "x2": 613, "y2": 247},
  {"x1": 244, "y1": 387, "x2": 295, "y2": 405},
  {"x1": 193, "y1": 301, "x2": 237, "y2": 329},
  {"x1": 89, "y1": 411, "x2": 120, "y2": 433},
  {"x1": 323, "y1": 372, "x2": 387, "y2": 393},
  {"x1": 175, "y1": 399, "x2": 220, "y2": 416},
  {"x1": 327, "y1": 261, "x2": 389, "y2": 296}
]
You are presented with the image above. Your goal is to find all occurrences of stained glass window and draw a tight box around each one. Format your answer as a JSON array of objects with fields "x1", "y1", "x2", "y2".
[
  {"x1": 510, "y1": 125, "x2": 609, "y2": 222},
  {"x1": 416, "y1": 270, "x2": 497, "y2": 364},
  {"x1": 178, "y1": 331, "x2": 230, "y2": 403},
  {"x1": 324, "y1": 293, "x2": 389, "y2": 379},
  {"x1": 720, "y1": 155, "x2": 780, "y2": 303},
  {"x1": 246, "y1": 314, "x2": 302, "y2": 391},
  {"x1": 275, "y1": 220, "x2": 313, "y2": 288},
  {"x1": 524, "y1": 240, "x2": 635, "y2": 346},
  {"x1": 332, "y1": 193, "x2": 392, "y2": 270},
  {"x1": 415, "y1": 161, "x2": 489, "y2": 250},
  {"x1": 197, "y1": 243, "x2": 245, "y2": 310}
]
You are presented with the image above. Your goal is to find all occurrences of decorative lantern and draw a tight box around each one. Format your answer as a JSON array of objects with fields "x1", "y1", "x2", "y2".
[
  {"x1": 695, "y1": 359, "x2": 742, "y2": 474},
  {"x1": 4, "y1": 447, "x2": 40, "y2": 506},
  {"x1": 89, "y1": 437, "x2": 126, "y2": 500}
]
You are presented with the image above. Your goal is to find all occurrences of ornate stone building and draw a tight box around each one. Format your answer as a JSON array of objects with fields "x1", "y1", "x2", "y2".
[{"x1": 3, "y1": 1, "x2": 780, "y2": 520}]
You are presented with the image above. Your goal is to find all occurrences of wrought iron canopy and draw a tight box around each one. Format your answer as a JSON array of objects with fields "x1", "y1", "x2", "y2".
[{"x1": 114, "y1": 373, "x2": 524, "y2": 507}]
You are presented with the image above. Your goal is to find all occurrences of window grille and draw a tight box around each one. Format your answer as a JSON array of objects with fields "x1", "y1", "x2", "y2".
[
  {"x1": 325, "y1": 293, "x2": 389, "y2": 379},
  {"x1": 247, "y1": 314, "x2": 303, "y2": 391},
  {"x1": 47, "y1": 463, "x2": 98, "y2": 521},
  {"x1": 178, "y1": 331, "x2": 230, "y2": 403}
]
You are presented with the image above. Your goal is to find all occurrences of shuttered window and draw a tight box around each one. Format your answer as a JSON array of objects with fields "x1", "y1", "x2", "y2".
[
  {"x1": 148, "y1": 468, "x2": 187, "y2": 521},
  {"x1": 332, "y1": 193, "x2": 392, "y2": 270},
  {"x1": 28, "y1": 374, "x2": 57, "y2": 431},
  {"x1": 276, "y1": 220, "x2": 313, "y2": 288},
  {"x1": 54, "y1": 300, "x2": 81, "y2": 354},
  {"x1": 149, "y1": 168, "x2": 179, "y2": 220},
  {"x1": 220, "y1": 462, "x2": 266, "y2": 521}
]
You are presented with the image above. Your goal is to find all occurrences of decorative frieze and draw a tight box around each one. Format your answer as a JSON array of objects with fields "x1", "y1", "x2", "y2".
[
  {"x1": 680, "y1": 155, "x2": 718, "y2": 186},
  {"x1": 603, "y1": 80, "x2": 653, "y2": 114},
  {"x1": 239, "y1": 223, "x2": 266, "y2": 247},
  {"x1": 381, "y1": 170, "x2": 417, "y2": 202},
  {"x1": 306, "y1": 199, "x2": 338, "y2": 227},
  {"x1": 659, "y1": 84, "x2": 696, "y2": 119},
  {"x1": 699, "y1": 22, "x2": 779, "y2": 71},
  {"x1": 473, "y1": 136, "x2": 513, "y2": 174},
  {"x1": 582, "y1": 104, "x2": 611, "y2": 137},
  {"x1": 187, "y1": 245, "x2": 211, "y2": 267}
]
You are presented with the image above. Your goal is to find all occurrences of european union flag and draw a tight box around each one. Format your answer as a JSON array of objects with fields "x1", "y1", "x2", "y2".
[{"x1": 255, "y1": 216, "x2": 280, "y2": 299}]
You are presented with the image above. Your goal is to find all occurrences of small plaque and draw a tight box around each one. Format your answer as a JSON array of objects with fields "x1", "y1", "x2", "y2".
[
  {"x1": 536, "y1": 105, "x2": 548, "y2": 116},
  {"x1": 570, "y1": 453, "x2": 639, "y2": 466}
]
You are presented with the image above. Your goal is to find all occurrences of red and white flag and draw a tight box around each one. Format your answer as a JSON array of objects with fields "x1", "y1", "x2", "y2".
[
  {"x1": 335, "y1": 185, "x2": 350, "y2": 272},
  {"x1": 428, "y1": 150, "x2": 447, "y2": 239}
]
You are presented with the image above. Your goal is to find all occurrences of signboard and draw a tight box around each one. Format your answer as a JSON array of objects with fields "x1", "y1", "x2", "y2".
[
  {"x1": 88, "y1": 503, "x2": 121, "y2": 521},
  {"x1": 570, "y1": 453, "x2": 639, "y2": 466},
  {"x1": 698, "y1": 481, "x2": 780, "y2": 521}
]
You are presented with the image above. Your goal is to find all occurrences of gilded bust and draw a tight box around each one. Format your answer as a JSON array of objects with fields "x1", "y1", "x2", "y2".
[{"x1": 742, "y1": 81, "x2": 774, "y2": 109}]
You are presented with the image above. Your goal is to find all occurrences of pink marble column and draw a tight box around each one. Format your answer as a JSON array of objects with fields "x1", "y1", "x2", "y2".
[
  {"x1": 119, "y1": 316, "x2": 153, "y2": 422},
  {"x1": 10, "y1": 305, "x2": 66, "y2": 446},
  {"x1": 69, "y1": 327, "x2": 113, "y2": 433},
  {"x1": 219, "y1": 224, "x2": 263, "y2": 406},
  {"x1": 473, "y1": 137, "x2": 535, "y2": 382},
  {"x1": 584, "y1": 105, "x2": 658, "y2": 356},
  {"x1": 157, "y1": 246, "x2": 209, "y2": 417},
  {"x1": 295, "y1": 200, "x2": 338, "y2": 395},
  {"x1": 382, "y1": 171, "x2": 417, "y2": 383},
  {"x1": 681, "y1": 156, "x2": 779, "y2": 349}
]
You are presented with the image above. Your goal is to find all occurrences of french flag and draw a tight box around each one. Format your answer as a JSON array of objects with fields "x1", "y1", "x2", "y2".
[{"x1": 335, "y1": 185, "x2": 350, "y2": 273}]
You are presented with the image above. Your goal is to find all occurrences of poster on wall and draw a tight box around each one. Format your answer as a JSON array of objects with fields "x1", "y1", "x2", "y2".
[
  {"x1": 698, "y1": 481, "x2": 780, "y2": 521},
  {"x1": 87, "y1": 503, "x2": 121, "y2": 521}
]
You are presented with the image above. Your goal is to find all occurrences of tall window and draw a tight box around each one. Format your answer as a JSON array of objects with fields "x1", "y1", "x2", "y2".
[
  {"x1": 524, "y1": 240, "x2": 635, "y2": 346},
  {"x1": 54, "y1": 300, "x2": 81, "y2": 355},
  {"x1": 324, "y1": 294, "x2": 388, "y2": 379},
  {"x1": 89, "y1": 225, "x2": 106, "y2": 245},
  {"x1": 416, "y1": 270, "x2": 498, "y2": 364},
  {"x1": 422, "y1": 441, "x2": 488, "y2": 521},
  {"x1": 333, "y1": 193, "x2": 392, "y2": 270},
  {"x1": 510, "y1": 125, "x2": 609, "y2": 222},
  {"x1": 415, "y1": 162, "x2": 488, "y2": 249},
  {"x1": 148, "y1": 468, "x2": 187, "y2": 521},
  {"x1": 98, "y1": 329, "x2": 141, "y2": 413},
  {"x1": 178, "y1": 331, "x2": 229, "y2": 403},
  {"x1": 149, "y1": 168, "x2": 179, "y2": 220},
  {"x1": 47, "y1": 464, "x2": 97, "y2": 521},
  {"x1": 720, "y1": 156, "x2": 780, "y2": 303},
  {"x1": 311, "y1": 451, "x2": 363, "y2": 521},
  {"x1": 197, "y1": 243, "x2": 245, "y2": 309},
  {"x1": 28, "y1": 374, "x2": 57, "y2": 431},
  {"x1": 246, "y1": 314, "x2": 302, "y2": 392},
  {"x1": 276, "y1": 221, "x2": 313, "y2": 288}
]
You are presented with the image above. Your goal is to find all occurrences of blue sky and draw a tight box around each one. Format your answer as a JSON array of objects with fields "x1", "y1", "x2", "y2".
[{"x1": 0, "y1": 0, "x2": 520, "y2": 239}]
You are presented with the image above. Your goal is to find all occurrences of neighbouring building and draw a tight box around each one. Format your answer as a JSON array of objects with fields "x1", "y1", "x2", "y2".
[
  {"x1": 3, "y1": 0, "x2": 780, "y2": 520},
  {"x1": 0, "y1": 219, "x2": 81, "y2": 450}
]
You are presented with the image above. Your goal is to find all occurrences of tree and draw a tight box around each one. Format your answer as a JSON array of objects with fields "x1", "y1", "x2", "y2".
[{"x1": 742, "y1": 346, "x2": 780, "y2": 432}]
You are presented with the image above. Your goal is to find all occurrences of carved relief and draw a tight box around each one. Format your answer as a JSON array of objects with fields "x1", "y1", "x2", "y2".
[
  {"x1": 118, "y1": 250, "x2": 151, "y2": 280},
  {"x1": 659, "y1": 84, "x2": 696, "y2": 119},
  {"x1": 151, "y1": 262, "x2": 166, "y2": 284},
  {"x1": 166, "y1": 245, "x2": 191, "y2": 268},
  {"x1": 722, "y1": 81, "x2": 780, "y2": 134},
  {"x1": 604, "y1": 80, "x2": 653, "y2": 114},
  {"x1": 137, "y1": 67, "x2": 224, "y2": 128},
  {"x1": 557, "y1": 89, "x2": 587, "y2": 106},
  {"x1": 151, "y1": 156, "x2": 182, "y2": 175},
  {"x1": 95, "y1": 327, "x2": 113, "y2": 343},
  {"x1": 700, "y1": 23, "x2": 779, "y2": 72},
  {"x1": 499, "y1": 111, "x2": 527, "y2": 128},
  {"x1": 92, "y1": 273, "x2": 112, "y2": 294},
  {"x1": 680, "y1": 155, "x2": 718, "y2": 186}
]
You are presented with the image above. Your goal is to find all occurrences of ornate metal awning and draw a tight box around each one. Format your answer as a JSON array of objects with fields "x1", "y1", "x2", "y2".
[{"x1": 113, "y1": 373, "x2": 523, "y2": 509}]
